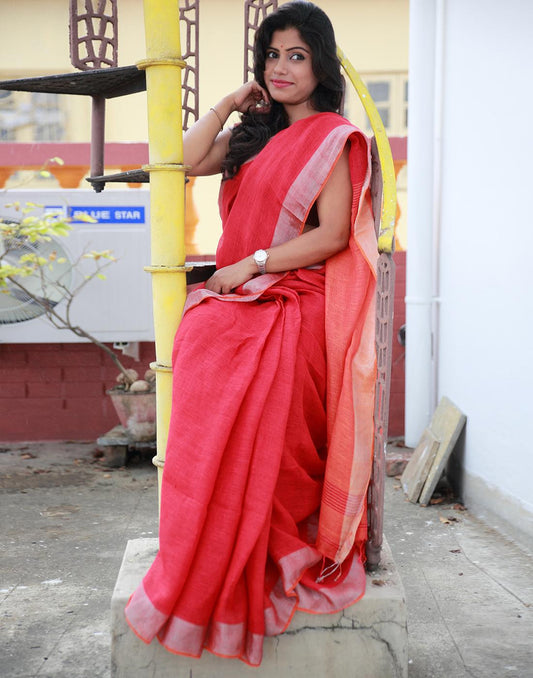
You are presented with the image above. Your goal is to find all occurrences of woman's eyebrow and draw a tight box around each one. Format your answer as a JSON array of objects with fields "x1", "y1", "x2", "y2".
[{"x1": 267, "y1": 45, "x2": 311, "y2": 53}]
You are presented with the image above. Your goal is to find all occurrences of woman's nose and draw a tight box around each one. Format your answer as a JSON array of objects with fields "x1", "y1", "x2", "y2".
[{"x1": 273, "y1": 56, "x2": 288, "y2": 74}]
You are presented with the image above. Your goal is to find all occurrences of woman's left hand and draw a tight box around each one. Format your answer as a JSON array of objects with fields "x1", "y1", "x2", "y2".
[{"x1": 205, "y1": 259, "x2": 256, "y2": 294}]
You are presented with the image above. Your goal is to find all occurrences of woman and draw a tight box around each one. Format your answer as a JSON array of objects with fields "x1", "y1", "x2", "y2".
[{"x1": 126, "y1": 1, "x2": 377, "y2": 666}]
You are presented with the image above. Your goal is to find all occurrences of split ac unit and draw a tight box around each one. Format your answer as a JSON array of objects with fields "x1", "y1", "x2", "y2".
[{"x1": 0, "y1": 189, "x2": 154, "y2": 344}]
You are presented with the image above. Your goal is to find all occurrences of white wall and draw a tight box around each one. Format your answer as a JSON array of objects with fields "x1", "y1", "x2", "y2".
[{"x1": 409, "y1": 0, "x2": 533, "y2": 544}]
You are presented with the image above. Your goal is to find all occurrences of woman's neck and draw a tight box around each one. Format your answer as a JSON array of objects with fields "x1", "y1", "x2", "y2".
[{"x1": 285, "y1": 101, "x2": 320, "y2": 124}]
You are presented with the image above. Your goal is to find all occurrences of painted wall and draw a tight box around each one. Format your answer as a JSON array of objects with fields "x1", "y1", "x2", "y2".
[
  {"x1": 0, "y1": 342, "x2": 154, "y2": 441},
  {"x1": 409, "y1": 0, "x2": 533, "y2": 543}
]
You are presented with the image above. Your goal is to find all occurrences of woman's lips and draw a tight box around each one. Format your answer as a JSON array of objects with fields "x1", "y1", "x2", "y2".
[{"x1": 271, "y1": 80, "x2": 292, "y2": 88}]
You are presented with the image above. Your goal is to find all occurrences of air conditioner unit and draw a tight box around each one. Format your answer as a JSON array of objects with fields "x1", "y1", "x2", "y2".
[{"x1": 0, "y1": 189, "x2": 154, "y2": 344}]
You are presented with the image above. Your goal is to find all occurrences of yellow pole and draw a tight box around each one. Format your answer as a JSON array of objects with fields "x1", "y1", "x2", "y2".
[
  {"x1": 138, "y1": 1, "x2": 188, "y2": 498},
  {"x1": 337, "y1": 46, "x2": 397, "y2": 254}
]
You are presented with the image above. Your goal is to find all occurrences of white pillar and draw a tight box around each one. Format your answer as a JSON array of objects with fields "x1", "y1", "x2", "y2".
[{"x1": 405, "y1": 0, "x2": 443, "y2": 446}]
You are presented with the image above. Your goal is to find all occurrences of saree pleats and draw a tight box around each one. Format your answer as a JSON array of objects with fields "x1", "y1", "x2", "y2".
[{"x1": 127, "y1": 270, "x2": 365, "y2": 665}]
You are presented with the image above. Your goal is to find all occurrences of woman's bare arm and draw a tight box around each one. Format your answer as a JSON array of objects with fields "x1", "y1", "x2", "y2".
[
  {"x1": 205, "y1": 145, "x2": 353, "y2": 293},
  {"x1": 184, "y1": 82, "x2": 270, "y2": 176}
]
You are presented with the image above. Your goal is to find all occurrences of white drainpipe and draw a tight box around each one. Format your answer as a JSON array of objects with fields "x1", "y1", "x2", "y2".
[{"x1": 405, "y1": 0, "x2": 445, "y2": 446}]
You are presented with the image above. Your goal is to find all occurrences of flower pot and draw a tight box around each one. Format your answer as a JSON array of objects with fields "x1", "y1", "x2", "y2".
[{"x1": 107, "y1": 390, "x2": 156, "y2": 442}]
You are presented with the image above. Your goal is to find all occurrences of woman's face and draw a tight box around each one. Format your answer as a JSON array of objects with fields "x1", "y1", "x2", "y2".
[{"x1": 263, "y1": 27, "x2": 319, "y2": 116}]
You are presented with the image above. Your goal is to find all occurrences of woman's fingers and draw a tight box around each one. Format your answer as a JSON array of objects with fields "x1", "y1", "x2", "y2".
[
  {"x1": 205, "y1": 271, "x2": 231, "y2": 294},
  {"x1": 233, "y1": 81, "x2": 270, "y2": 113},
  {"x1": 205, "y1": 260, "x2": 255, "y2": 294}
]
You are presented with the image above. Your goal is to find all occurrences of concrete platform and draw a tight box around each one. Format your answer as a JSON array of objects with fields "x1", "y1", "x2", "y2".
[{"x1": 111, "y1": 537, "x2": 407, "y2": 677}]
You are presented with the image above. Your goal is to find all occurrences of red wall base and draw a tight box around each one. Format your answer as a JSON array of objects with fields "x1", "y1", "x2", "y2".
[
  {"x1": 1, "y1": 254, "x2": 406, "y2": 442},
  {"x1": 0, "y1": 342, "x2": 155, "y2": 441}
]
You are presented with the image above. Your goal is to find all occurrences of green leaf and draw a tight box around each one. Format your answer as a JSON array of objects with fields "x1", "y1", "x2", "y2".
[{"x1": 75, "y1": 212, "x2": 98, "y2": 223}]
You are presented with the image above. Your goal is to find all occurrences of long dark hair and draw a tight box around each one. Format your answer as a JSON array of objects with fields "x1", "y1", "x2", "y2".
[{"x1": 221, "y1": 1, "x2": 343, "y2": 179}]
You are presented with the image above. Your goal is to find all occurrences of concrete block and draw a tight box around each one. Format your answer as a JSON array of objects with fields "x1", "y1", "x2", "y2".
[
  {"x1": 418, "y1": 396, "x2": 466, "y2": 506},
  {"x1": 401, "y1": 429, "x2": 439, "y2": 502},
  {"x1": 111, "y1": 538, "x2": 407, "y2": 678},
  {"x1": 385, "y1": 443, "x2": 413, "y2": 477},
  {"x1": 97, "y1": 428, "x2": 128, "y2": 467}
]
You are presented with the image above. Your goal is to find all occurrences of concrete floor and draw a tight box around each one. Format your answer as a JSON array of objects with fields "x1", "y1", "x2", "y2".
[{"x1": 1, "y1": 441, "x2": 532, "y2": 678}]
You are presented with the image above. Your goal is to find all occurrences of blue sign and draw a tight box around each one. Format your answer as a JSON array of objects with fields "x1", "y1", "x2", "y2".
[{"x1": 68, "y1": 206, "x2": 145, "y2": 223}]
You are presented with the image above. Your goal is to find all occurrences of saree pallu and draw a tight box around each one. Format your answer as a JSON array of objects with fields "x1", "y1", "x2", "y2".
[{"x1": 125, "y1": 112, "x2": 377, "y2": 666}]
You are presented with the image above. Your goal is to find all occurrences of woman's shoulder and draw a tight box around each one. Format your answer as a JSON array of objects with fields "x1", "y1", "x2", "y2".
[
  {"x1": 301, "y1": 111, "x2": 365, "y2": 135},
  {"x1": 292, "y1": 112, "x2": 368, "y2": 148}
]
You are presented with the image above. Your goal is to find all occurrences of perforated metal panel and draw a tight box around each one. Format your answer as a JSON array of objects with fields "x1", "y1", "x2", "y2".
[
  {"x1": 244, "y1": 0, "x2": 278, "y2": 82},
  {"x1": 180, "y1": 0, "x2": 200, "y2": 131},
  {"x1": 69, "y1": 0, "x2": 119, "y2": 70}
]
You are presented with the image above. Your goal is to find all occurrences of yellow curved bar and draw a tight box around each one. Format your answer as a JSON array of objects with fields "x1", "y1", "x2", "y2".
[
  {"x1": 337, "y1": 46, "x2": 397, "y2": 254},
  {"x1": 141, "y1": 0, "x2": 186, "y2": 499}
]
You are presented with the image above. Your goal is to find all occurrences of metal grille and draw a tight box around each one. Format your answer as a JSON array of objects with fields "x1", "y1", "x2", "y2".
[
  {"x1": 366, "y1": 251, "x2": 395, "y2": 568},
  {"x1": 180, "y1": 0, "x2": 200, "y2": 130},
  {"x1": 244, "y1": 0, "x2": 278, "y2": 82},
  {"x1": 69, "y1": 0, "x2": 118, "y2": 70}
]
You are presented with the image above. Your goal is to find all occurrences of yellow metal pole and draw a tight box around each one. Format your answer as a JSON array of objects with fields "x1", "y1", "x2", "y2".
[
  {"x1": 337, "y1": 46, "x2": 397, "y2": 254},
  {"x1": 138, "y1": 0, "x2": 188, "y2": 499}
]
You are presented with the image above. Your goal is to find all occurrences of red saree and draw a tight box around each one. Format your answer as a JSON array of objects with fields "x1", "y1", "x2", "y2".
[{"x1": 125, "y1": 112, "x2": 377, "y2": 666}]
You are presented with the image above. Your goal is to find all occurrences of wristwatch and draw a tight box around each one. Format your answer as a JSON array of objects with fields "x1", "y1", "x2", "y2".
[{"x1": 253, "y1": 249, "x2": 269, "y2": 275}]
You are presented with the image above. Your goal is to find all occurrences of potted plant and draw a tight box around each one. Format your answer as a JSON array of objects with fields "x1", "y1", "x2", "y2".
[{"x1": 0, "y1": 202, "x2": 156, "y2": 443}]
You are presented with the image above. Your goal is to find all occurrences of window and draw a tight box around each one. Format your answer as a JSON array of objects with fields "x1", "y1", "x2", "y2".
[
  {"x1": 0, "y1": 91, "x2": 17, "y2": 140},
  {"x1": 403, "y1": 80, "x2": 408, "y2": 129},
  {"x1": 32, "y1": 93, "x2": 65, "y2": 141},
  {"x1": 367, "y1": 81, "x2": 391, "y2": 129},
  {"x1": 345, "y1": 73, "x2": 408, "y2": 137},
  {"x1": 0, "y1": 91, "x2": 65, "y2": 142}
]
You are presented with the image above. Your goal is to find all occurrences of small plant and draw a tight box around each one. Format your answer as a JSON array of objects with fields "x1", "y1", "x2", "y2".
[{"x1": 0, "y1": 202, "x2": 153, "y2": 392}]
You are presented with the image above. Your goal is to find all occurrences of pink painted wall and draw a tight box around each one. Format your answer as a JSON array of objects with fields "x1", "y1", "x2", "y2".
[{"x1": 0, "y1": 342, "x2": 154, "y2": 441}]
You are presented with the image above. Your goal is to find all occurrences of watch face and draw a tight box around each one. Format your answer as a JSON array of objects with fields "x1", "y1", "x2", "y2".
[{"x1": 254, "y1": 250, "x2": 268, "y2": 274}]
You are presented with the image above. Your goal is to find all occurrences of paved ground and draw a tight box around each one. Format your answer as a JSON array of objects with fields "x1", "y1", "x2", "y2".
[{"x1": 1, "y1": 441, "x2": 532, "y2": 678}]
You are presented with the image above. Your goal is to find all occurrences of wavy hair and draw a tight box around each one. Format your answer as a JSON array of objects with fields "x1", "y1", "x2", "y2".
[{"x1": 222, "y1": 1, "x2": 343, "y2": 179}]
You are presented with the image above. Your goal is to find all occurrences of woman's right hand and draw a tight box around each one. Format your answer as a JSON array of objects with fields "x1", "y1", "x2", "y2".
[
  {"x1": 231, "y1": 81, "x2": 271, "y2": 115},
  {"x1": 184, "y1": 81, "x2": 270, "y2": 176}
]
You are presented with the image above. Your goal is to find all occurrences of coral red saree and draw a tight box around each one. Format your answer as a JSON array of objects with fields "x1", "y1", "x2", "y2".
[{"x1": 125, "y1": 112, "x2": 377, "y2": 666}]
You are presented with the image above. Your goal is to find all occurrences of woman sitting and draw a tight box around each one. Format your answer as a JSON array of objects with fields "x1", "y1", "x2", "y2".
[{"x1": 126, "y1": 0, "x2": 377, "y2": 667}]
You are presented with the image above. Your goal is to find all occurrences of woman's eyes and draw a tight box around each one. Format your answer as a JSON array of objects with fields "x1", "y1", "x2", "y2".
[{"x1": 266, "y1": 51, "x2": 305, "y2": 61}]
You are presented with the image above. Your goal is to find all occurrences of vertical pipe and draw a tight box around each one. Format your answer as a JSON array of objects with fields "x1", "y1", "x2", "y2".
[
  {"x1": 430, "y1": 0, "x2": 445, "y2": 418},
  {"x1": 90, "y1": 96, "x2": 105, "y2": 185},
  {"x1": 405, "y1": 0, "x2": 438, "y2": 446},
  {"x1": 139, "y1": 0, "x2": 187, "y2": 498}
]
